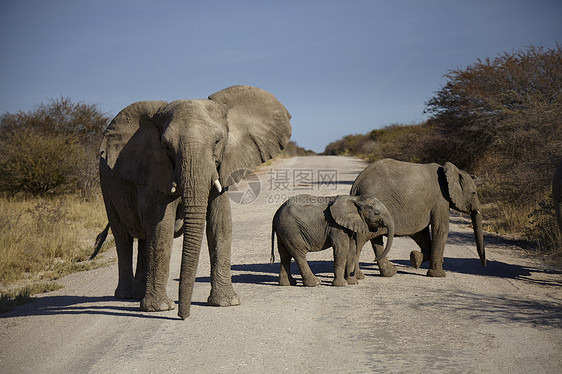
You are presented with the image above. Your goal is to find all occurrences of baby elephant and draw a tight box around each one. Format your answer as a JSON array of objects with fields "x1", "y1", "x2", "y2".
[{"x1": 271, "y1": 194, "x2": 394, "y2": 287}]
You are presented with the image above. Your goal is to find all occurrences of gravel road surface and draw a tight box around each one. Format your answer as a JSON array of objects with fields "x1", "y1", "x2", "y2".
[{"x1": 1, "y1": 156, "x2": 561, "y2": 373}]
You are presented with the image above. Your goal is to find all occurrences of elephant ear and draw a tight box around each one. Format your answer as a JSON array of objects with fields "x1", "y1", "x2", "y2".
[
  {"x1": 209, "y1": 85, "x2": 292, "y2": 186},
  {"x1": 99, "y1": 101, "x2": 174, "y2": 194},
  {"x1": 443, "y1": 162, "x2": 468, "y2": 211},
  {"x1": 329, "y1": 196, "x2": 369, "y2": 234}
]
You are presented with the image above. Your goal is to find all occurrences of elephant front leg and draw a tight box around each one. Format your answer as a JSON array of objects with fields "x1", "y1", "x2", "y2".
[
  {"x1": 371, "y1": 236, "x2": 397, "y2": 277},
  {"x1": 345, "y1": 236, "x2": 358, "y2": 285},
  {"x1": 331, "y1": 238, "x2": 349, "y2": 287},
  {"x1": 206, "y1": 191, "x2": 240, "y2": 307},
  {"x1": 140, "y1": 203, "x2": 176, "y2": 312},
  {"x1": 112, "y1": 224, "x2": 135, "y2": 299},
  {"x1": 427, "y1": 216, "x2": 448, "y2": 277}
]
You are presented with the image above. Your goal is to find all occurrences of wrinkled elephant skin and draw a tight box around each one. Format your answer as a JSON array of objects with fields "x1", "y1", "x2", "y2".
[
  {"x1": 271, "y1": 194, "x2": 394, "y2": 287},
  {"x1": 99, "y1": 86, "x2": 291, "y2": 319},
  {"x1": 351, "y1": 158, "x2": 485, "y2": 277}
]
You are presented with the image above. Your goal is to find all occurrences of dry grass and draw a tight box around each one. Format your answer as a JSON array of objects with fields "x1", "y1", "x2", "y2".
[
  {"x1": 482, "y1": 197, "x2": 562, "y2": 262},
  {"x1": 481, "y1": 203, "x2": 531, "y2": 235},
  {"x1": 0, "y1": 282, "x2": 64, "y2": 313},
  {"x1": 0, "y1": 194, "x2": 112, "y2": 312}
]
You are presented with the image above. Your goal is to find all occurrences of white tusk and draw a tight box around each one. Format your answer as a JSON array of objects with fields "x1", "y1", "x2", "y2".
[
  {"x1": 170, "y1": 182, "x2": 177, "y2": 194},
  {"x1": 213, "y1": 179, "x2": 222, "y2": 193}
]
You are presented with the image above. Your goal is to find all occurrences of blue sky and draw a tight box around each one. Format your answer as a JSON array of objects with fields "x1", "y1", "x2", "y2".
[{"x1": 1, "y1": 1, "x2": 561, "y2": 152}]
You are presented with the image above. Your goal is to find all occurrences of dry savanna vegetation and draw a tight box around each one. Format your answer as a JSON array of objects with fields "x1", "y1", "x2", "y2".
[
  {"x1": 0, "y1": 98, "x2": 112, "y2": 311},
  {"x1": 324, "y1": 45, "x2": 562, "y2": 258}
]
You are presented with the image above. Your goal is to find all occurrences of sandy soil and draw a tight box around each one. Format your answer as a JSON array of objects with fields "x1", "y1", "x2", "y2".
[{"x1": 1, "y1": 156, "x2": 561, "y2": 373}]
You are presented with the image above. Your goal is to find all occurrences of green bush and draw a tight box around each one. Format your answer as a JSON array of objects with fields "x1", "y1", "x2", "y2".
[
  {"x1": 0, "y1": 98, "x2": 109, "y2": 197},
  {"x1": 0, "y1": 130, "x2": 86, "y2": 195}
]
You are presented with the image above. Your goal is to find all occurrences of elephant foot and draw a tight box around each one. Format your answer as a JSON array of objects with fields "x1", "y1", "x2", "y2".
[
  {"x1": 345, "y1": 276, "x2": 358, "y2": 285},
  {"x1": 140, "y1": 294, "x2": 175, "y2": 312},
  {"x1": 378, "y1": 260, "x2": 397, "y2": 277},
  {"x1": 409, "y1": 251, "x2": 424, "y2": 269},
  {"x1": 332, "y1": 277, "x2": 348, "y2": 287},
  {"x1": 207, "y1": 288, "x2": 241, "y2": 307},
  {"x1": 279, "y1": 276, "x2": 297, "y2": 286},
  {"x1": 302, "y1": 275, "x2": 321, "y2": 287},
  {"x1": 356, "y1": 267, "x2": 365, "y2": 280},
  {"x1": 427, "y1": 268, "x2": 446, "y2": 277},
  {"x1": 114, "y1": 285, "x2": 134, "y2": 299}
]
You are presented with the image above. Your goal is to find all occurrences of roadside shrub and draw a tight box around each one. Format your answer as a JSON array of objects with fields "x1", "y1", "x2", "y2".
[
  {"x1": 323, "y1": 134, "x2": 369, "y2": 156},
  {"x1": 323, "y1": 123, "x2": 440, "y2": 164},
  {"x1": 0, "y1": 130, "x2": 86, "y2": 195},
  {"x1": 425, "y1": 44, "x2": 562, "y2": 182},
  {"x1": 525, "y1": 196, "x2": 562, "y2": 257},
  {"x1": 280, "y1": 141, "x2": 316, "y2": 157},
  {"x1": 0, "y1": 97, "x2": 109, "y2": 197}
]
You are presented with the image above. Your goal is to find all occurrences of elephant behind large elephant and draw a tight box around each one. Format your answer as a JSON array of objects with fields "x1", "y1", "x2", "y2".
[{"x1": 351, "y1": 158, "x2": 486, "y2": 277}]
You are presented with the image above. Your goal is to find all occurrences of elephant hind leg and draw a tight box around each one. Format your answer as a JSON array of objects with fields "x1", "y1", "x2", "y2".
[
  {"x1": 112, "y1": 224, "x2": 135, "y2": 299},
  {"x1": 293, "y1": 252, "x2": 320, "y2": 287},
  {"x1": 371, "y1": 236, "x2": 397, "y2": 277},
  {"x1": 277, "y1": 241, "x2": 296, "y2": 286},
  {"x1": 409, "y1": 227, "x2": 431, "y2": 269}
]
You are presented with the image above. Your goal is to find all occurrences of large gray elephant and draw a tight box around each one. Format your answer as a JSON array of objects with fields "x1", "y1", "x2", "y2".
[
  {"x1": 554, "y1": 161, "x2": 562, "y2": 233},
  {"x1": 99, "y1": 85, "x2": 291, "y2": 319},
  {"x1": 350, "y1": 158, "x2": 486, "y2": 277},
  {"x1": 271, "y1": 194, "x2": 394, "y2": 287}
]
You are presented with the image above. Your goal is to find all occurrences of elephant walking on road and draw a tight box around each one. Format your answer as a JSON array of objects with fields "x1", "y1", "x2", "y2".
[
  {"x1": 271, "y1": 194, "x2": 394, "y2": 287},
  {"x1": 350, "y1": 158, "x2": 486, "y2": 278},
  {"x1": 99, "y1": 86, "x2": 291, "y2": 319}
]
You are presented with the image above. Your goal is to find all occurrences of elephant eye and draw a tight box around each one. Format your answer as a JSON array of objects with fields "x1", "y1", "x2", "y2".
[{"x1": 213, "y1": 137, "x2": 223, "y2": 163}]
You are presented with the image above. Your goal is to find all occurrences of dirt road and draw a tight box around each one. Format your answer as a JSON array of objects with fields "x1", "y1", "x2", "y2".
[{"x1": 1, "y1": 156, "x2": 561, "y2": 373}]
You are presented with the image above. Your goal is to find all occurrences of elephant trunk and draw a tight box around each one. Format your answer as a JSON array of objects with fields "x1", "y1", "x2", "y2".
[
  {"x1": 374, "y1": 216, "x2": 394, "y2": 261},
  {"x1": 471, "y1": 210, "x2": 486, "y2": 266},
  {"x1": 178, "y1": 201, "x2": 207, "y2": 319},
  {"x1": 177, "y1": 154, "x2": 212, "y2": 320}
]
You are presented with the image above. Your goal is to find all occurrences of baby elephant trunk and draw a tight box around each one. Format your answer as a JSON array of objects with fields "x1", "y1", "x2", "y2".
[{"x1": 374, "y1": 216, "x2": 394, "y2": 261}]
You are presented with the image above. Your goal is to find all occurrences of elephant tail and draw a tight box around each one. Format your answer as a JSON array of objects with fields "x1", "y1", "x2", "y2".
[
  {"x1": 89, "y1": 223, "x2": 110, "y2": 260},
  {"x1": 270, "y1": 222, "x2": 276, "y2": 263}
]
